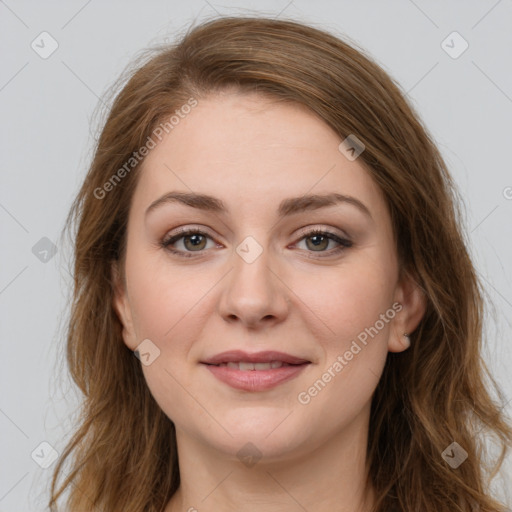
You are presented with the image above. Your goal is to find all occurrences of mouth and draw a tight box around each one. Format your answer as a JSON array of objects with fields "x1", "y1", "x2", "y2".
[
  {"x1": 201, "y1": 349, "x2": 311, "y2": 366},
  {"x1": 200, "y1": 350, "x2": 311, "y2": 391},
  {"x1": 206, "y1": 360, "x2": 300, "y2": 370}
]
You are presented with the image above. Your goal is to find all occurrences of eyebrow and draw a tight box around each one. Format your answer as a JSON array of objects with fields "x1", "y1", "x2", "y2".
[{"x1": 145, "y1": 191, "x2": 373, "y2": 220}]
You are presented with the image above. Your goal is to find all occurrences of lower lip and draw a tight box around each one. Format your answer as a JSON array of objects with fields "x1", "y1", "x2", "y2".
[{"x1": 202, "y1": 363, "x2": 309, "y2": 391}]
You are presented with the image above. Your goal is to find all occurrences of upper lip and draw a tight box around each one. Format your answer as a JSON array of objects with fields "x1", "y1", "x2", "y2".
[{"x1": 201, "y1": 350, "x2": 310, "y2": 365}]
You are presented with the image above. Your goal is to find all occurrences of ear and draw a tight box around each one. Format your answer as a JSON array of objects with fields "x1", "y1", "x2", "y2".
[
  {"x1": 111, "y1": 260, "x2": 138, "y2": 351},
  {"x1": 388, "y1": 269, "x2": 427, "y2": 353}
]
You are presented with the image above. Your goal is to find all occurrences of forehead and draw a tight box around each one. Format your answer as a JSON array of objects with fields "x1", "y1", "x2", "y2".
[{"x1": 131, "y1": 91, "x2": 389, "y2": 224}]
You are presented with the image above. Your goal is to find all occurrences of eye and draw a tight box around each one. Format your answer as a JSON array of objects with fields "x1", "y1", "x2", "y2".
[
  {"x1": 293, "y1": 228, "x2": 353, "y2": 257},
  {"x1": 161, "y1": 228, "x2": 218, "y2": 258},
  {"x1": 161, "y1": 227, "x2": 353, "y2": 258}
]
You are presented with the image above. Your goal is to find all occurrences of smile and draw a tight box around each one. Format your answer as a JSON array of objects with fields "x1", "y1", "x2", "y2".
[
  {"x1": 211, "y1": 361, "x2": 291, "y2": 370},
  {"x1": 202, "y1": 361, "x2": 310, "y2": 391}
]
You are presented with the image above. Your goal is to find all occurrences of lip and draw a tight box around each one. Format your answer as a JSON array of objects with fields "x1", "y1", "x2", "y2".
[
  {"x1": 201, "y1": 350, "x2": 310, "y2": 365},
  {"x1": 201, "y1": 350, "x2": 311, "y2": 392}
]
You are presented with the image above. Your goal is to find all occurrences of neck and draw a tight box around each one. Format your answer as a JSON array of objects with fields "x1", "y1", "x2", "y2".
[{"x1": 165, "y1": 405, "x2": 375, "y2": 512}]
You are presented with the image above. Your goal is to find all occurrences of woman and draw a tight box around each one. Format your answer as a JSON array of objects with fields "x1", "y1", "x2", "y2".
[{"x1": 50, "y1": 15, "x2": 512, "y2": 512}]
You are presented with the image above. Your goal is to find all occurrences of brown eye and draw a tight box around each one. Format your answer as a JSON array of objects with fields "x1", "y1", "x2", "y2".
[
  {"x1": 181, "y1": 233, "x2": 207, "y2": 251},
  {"x1": 305, "y1": 233, "x2": 330, "y2": 251},
  {"x1": 295, "y1": 229, "x2": 353, "y2": 257},
  {"x1": 161, "y1": 229, "x2": 216, "y2": 258}
]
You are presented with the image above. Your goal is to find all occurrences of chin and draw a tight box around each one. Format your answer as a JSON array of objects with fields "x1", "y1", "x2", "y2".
[
  {"x1": 208, "y1": 432, "x2": 306, "y2": 465},
  {"x1": 198, "y1": 412, "x2": 310, "y2": 459}
]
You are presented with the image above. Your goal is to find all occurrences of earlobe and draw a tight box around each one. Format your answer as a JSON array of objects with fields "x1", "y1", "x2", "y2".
[
  {"x1": 389, "y1": 332, "x2": 411, "y2": 353},
  {"x1": 388, "y1": 270, "x2": 427, "y2": 353},
  {"x1": 111, "y1": 260, "x2": 137, "y2": 351}
]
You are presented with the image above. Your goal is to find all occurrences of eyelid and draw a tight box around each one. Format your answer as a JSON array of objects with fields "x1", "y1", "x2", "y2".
[
  {"x1": 291, "y1": 227, "x2": 353, "y2": 256},
  {"x1": 294, "y1": 224, "x2": 350, "y2": 241},
  {"x1": 161, "y1": 226, "x2": 220, "y2": 251},
  {"x1": 161, "y1": 224, "x2": 353, "y2": 258},
  {"x1": 163, "y1": 224, "x2": 350, "y2": 242},
  {"x1": 163, "y1": 224, "x2": 216, "y2": 240}
]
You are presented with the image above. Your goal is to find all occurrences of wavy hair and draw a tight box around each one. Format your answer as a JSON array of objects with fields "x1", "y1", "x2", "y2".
[{"x1": 50, "y1": 15, "x2": 512, "y2": 511}]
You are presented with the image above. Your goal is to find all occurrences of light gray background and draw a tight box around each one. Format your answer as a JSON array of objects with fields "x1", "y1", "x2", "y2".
[{"x1": 1, "y1": 1, "x2": 511, "y2": 510}]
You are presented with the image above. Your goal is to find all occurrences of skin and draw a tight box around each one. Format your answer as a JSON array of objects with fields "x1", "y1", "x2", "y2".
[{"x1": 113, "y1": 90, "x2": 426, "y2": 512}]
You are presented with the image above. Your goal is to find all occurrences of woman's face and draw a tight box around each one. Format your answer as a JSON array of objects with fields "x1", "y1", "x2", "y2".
[{"x1": 113, "y1": 91, "x2": 423, "y2": 461}]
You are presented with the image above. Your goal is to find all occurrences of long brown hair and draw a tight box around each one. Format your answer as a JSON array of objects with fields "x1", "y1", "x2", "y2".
[{"x1": 50, "y1": 15, "x2": 512, "y2": 511}]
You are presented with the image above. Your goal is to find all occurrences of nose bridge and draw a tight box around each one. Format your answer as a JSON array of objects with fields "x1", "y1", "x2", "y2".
[
  {"x1": 231, "y1": 233, "x2": 274, "y2": 300},
  {"x1": 217, "y1": 232, "x2": 289, "y2": 326}
]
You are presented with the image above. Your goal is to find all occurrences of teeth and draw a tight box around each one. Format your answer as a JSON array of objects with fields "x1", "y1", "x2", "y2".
[{"x1": 219, "y1": 361, "x2": 285, "y2": 370}]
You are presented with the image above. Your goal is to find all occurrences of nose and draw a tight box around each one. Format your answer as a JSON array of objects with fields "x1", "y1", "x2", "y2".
[{"x1": 217, "y1": 245, "x2": 290, "y2": 330}]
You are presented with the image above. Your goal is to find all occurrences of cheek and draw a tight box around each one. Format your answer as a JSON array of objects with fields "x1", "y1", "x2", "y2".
[
  {"x1": 295, "y1": 269, "x2": 394, "y2": 421},
  {"x1": 127, "y1": 261, "x2": 206, "y2": 424},
  {"x1": 291, "y1": 256, "x2": 396, "y2": 343},
  {"x1": 125, "y1": 249, "x2": 203, "y2": 341}
]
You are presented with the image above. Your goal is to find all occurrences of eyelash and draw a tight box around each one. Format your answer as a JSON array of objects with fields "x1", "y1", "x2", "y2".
[{"x1": 160, "y1": 227, "x2": 353, "y2": 259}]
